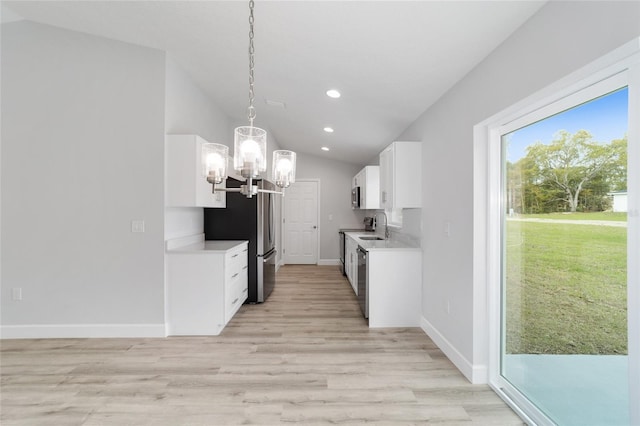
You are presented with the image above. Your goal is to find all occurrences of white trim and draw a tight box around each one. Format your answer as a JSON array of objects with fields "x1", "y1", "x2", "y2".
[
  {"x1": 317, "y1": 259, "x2": 340, "y2": 266},
  {"x1": 627, "y1": 61, "x2": 640, "y2": 426},
  {"x1": 420, "y1": 316, "x2": 487, "y2": 384},
  {"x1": 0, "y1": 324, "x2": 166, "y2": 339},
  {"x1": 474, "y1": 36, "x2": 640, "y2": 426}
]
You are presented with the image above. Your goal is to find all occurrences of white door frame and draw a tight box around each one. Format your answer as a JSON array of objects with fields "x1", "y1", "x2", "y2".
[
  {"x1": 474, "y1": 38, "x2": 640, "y2": 425},
  {"x1": 282, "y1": 178, "x2": 321, "y2": 265}
]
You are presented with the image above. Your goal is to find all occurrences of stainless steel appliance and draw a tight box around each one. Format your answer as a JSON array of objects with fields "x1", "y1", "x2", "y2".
[
  {"x1": 357, "y1": 246, "x2": 368, "y2": 318},
  {"x1": 351, "y1": 187, "x2": 360, "y2": 208},
  {"x1": 204, "y1": 178, "x2": 277, "y2": 303}
]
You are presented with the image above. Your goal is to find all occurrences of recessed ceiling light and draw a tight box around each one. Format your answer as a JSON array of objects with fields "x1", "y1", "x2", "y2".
[
  {"x1": 323, "y1": 127, "x2": 334, "y2": 133},
  {"x1": 321, "y1": 147, "x2": 330, "y2": 151},
  {"x1": 326, "y1": 89, "x2": 341, "y2": 99}
]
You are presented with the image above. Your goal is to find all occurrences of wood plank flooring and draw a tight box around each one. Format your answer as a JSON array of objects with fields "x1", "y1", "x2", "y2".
[{"x1": 1, "y1": 265, "x2": 524, "y2": 425}]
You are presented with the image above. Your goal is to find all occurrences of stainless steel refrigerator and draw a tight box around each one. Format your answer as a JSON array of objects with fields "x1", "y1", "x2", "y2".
[{"x1": 204, "y1": 178, "x2": 277, "y2": 303}]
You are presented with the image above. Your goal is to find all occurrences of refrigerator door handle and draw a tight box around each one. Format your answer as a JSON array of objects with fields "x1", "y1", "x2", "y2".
[{"x1": 262, "y1": 249, "x2": 278, "y2": 263}]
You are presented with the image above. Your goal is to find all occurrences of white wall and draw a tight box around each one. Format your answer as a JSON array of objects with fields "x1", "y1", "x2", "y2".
[
  {"x1": 398, "y1": 1, "x2": 640, "y2": 381},
  {"x1": 1, "y1": 22, "x2": 166, "y2": 336},
  {"x1": 294, "y1": 153, "x2": 364, "y2": 262},
  {"x1": 164, "y1": 56, "x2": 233, "y2": 240}
]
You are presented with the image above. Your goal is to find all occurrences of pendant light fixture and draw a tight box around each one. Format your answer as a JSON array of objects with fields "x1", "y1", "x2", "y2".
[{"x1": 203, "y1": 0, "x2": 296, "y2": 198}]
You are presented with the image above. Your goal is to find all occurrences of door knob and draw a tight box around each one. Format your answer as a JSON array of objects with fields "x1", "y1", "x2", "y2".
[{"x1": 313, "y1": 226, "x2": 317, "y2": 229}]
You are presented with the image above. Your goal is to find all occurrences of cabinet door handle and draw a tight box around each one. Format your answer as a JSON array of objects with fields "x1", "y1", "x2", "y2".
[
  {"x1": 242, "y1": 266, "x2": 248, "y2": 270},
  {"x1": 232, "y1": 273, "x2": 239, "y2": 278},
  {"x1": 242, "y1": 288, "x2": 247, "y2": 293},
  {"x1": 232, "y1": 254, "x2": 238, "y2": 258},
  {"x1": 232, "y1": 298, "x2": 239, "y2": 305}
]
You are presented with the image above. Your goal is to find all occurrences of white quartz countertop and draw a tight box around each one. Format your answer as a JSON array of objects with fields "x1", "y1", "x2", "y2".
[
  {"x1": 168, "y1": 240, "x2": 248, "y2": 253},
  {"x1": 344, "y1": 232, "x2": 421, "y2": 252},
  {"x1": 165, "y1": 234, "x2": 247, "y2": 253}
]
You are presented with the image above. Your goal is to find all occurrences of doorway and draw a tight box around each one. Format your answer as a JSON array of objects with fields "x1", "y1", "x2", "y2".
[
  {"x1": 283, "y1": 180, "x2": 319, "y2": 264},
  {"x1": 500, "y1": 81, "x2": 629, "y2": 425},
  {"x1": 477, "y1": 47, "x2": 640, "y2": 426}
]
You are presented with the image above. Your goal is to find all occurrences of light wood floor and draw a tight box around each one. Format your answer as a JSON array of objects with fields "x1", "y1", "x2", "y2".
[{"x1": 1, "y1": 265, "x2": 524, "y2": 425}]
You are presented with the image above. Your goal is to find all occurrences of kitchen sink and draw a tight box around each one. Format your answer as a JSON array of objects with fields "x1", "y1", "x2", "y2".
[{"x1": 359, "y1": 236, "x2": 385, "y2": 241}]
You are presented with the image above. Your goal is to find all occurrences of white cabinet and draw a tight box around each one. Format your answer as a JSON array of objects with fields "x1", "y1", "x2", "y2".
[
  {"x1": 223, "y1": 244, "x2": 249, "y2": 324},
  {"x1": 166, "y1": 240, "x2": 248, "y2": 335},
  {"x1": 166, "y1": 134, "x2": 226, "y2": 208},
  {"x1": 345, "y1": 234, "x2": 358, "y2": 294},
  {"x1": 367, "y1": 248, "x2": 421, "y2": 327},
  {"x1": 353, "y1": 166, "x2": 380, "y2": 209},
  {"x1": 379, "y1": 141, "x2": 422, "y2": 209}
]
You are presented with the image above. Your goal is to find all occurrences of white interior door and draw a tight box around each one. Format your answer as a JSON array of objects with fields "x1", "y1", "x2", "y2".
[{"x1": 284, "y1": 180, "x2": 319, "y2": 264}]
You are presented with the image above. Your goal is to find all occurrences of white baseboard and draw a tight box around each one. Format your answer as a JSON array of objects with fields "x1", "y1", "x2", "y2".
[
  {"x1": 420, "y1": 316, "x2": 487, "y2": 384},
  {"x1": 0, "y1": 324, "x2": 166, "y2": 339},
  {"x1": 317, "y1": 259, "x2": 340, "y2": 266}
]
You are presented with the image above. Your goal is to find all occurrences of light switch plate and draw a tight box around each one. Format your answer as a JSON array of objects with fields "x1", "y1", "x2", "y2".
[
  {"x1": 12, "y1": 288, "x2": 22, "y2": 301},
  {"x1": 131, "y1": 220, "x2": 145, "y2": 233}
]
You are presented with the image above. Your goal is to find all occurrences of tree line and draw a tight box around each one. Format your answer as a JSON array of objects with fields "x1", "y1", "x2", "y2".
[{"x1": 507, "y1": 130, "x2": 627, "y2": 214}]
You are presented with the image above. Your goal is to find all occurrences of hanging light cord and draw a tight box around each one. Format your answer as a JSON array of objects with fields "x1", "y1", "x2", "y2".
[{"x1": 247, "y1": 0, "x2": 256, "y2": 127}]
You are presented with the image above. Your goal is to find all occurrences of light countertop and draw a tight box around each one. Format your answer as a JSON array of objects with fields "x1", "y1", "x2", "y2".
[
  {"x1": 165, "y1": 234, "x2": 247, "y2": 253},
  {"x1": 344, "y1": 232, "x2": 421, "y2": 252},
  {"x1": 167, "y1": 240, "x2": 248, "y2": 253}
]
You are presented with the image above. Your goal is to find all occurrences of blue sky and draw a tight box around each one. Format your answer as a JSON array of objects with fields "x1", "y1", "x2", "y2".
[{"x1": 505, "y1": 87, "x2": 628, "y2": 162}]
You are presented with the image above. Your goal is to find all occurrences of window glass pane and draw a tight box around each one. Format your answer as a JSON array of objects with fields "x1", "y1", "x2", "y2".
[{"x1": 501, "y1": 87, "x2": 628, "y2": 425}]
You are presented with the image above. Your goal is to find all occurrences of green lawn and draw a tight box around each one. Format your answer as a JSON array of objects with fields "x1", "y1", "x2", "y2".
[
  {"x1": 505, "y1": 218, "x2": 627, "y2": 355},
  {"x1": 522, "y1": 212, "x2": 627, "y2": 221}
]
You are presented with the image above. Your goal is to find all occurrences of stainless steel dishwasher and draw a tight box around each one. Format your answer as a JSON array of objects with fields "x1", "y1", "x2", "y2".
[{"x1": 357, "y1": 246, "x2": 368, "y2": 319}]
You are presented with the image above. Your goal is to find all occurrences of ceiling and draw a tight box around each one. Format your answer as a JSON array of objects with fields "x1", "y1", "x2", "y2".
[{"x1": 3, "y1": 1, "x2": 546, "y2": 165}]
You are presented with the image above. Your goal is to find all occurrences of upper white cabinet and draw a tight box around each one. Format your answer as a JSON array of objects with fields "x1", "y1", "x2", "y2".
[
  {"x1": 166, "y1": 134, "x2": 226, "y2": 208},
  {"x1": 352, "y1": 165, "x2": 380, "y2": 210},
  {"x1": 357, "y1": 166, "x2": 380, "y2": 210},
  {"x1": 379, "y1": 141, "x2": 422, "y2": 209}
]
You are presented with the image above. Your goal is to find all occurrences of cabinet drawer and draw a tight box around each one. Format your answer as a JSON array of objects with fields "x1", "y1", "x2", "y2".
[
  {"x1": 226, "y1": 252, "x2": 241, "y2": 279},
  {"x1": 224, "y1": 280, "x2": 245, "y2": 324},
  {"x1": 225, "y1": 244, "x2": 248, "y2": 281}
]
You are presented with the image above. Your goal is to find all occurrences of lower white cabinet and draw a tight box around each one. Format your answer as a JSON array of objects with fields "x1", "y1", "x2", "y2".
[
  {"x1": 367, "y1": 249, "x2": 421, "y2": 328},
  {"x1": 345, "y1": 234, "x2": 358, "y2": 294},
  {"x1": 166, "y1": 240, "x2": 248, "y2": 335}
]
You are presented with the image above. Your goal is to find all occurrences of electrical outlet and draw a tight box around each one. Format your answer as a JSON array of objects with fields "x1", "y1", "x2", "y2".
[
  {"x1": 328, "y1": 214, "x2": 333, "y2": 221},
  {"x1": 12, "y1": 288, "x2": 22, "y2": 301},
  {"x1": 131, "y1": 220, "x2": 145, "y2": 233}
]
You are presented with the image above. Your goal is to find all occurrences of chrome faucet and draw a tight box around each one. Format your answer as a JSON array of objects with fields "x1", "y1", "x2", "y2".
[{"x1": 375, "y1": 211, "x2": 390, "y2": 240}]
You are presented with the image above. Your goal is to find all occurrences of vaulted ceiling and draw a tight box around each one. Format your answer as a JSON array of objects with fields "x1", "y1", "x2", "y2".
[{"x1": 3, "y1": 1, "x2": 546, "y2": 165}]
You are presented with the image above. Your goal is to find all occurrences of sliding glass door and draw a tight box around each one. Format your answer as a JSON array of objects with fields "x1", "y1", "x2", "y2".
[{"x1": 500, "y1": 81, "x2": 629, "y2": 425}]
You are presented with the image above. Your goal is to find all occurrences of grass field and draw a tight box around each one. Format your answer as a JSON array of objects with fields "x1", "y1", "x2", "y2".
[
  {"x1": 505, "y1": 217, "x2": 627, "y2": 355},
  {"x1": 523, "y1": 212, "x2": 627, "y2": 221}
]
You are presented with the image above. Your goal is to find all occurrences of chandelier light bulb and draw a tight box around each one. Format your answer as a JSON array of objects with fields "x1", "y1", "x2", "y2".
[
  {"x1": 234, "y1": 126, "x2": 267, "y2": 179},
  {"x1": 272, "y1": 150, "x2": 296, "y2": 189},
  {"x1": 202, "y1": 142, "x2": 229, "y2": 184}
]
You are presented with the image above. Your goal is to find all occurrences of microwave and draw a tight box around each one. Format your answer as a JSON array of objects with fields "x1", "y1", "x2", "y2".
[{"x1": 351, "y1": 187, "x2": 360, "y2": 208}]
